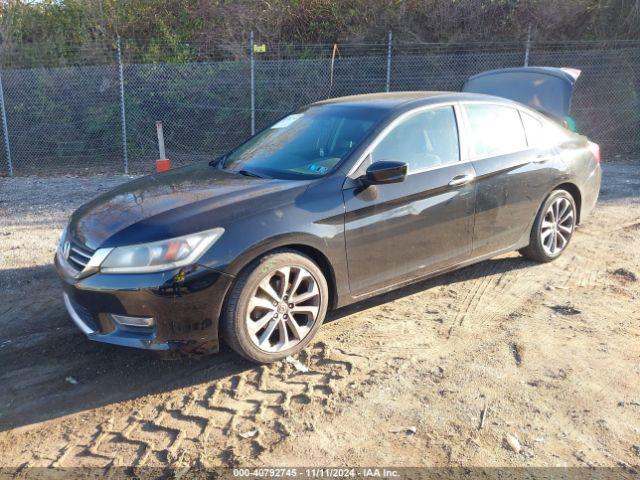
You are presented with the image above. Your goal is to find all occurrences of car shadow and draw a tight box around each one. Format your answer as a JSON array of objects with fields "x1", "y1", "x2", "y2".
[
  {"x1": 326, "y1": 254, "x2": 535, "y2": 321},
  {"x1": 0, "y1": 255, "x2": 534, "y2": 432}
]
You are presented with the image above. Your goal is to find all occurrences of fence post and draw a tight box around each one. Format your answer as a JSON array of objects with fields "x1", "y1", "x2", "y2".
[
  {"x1": 0, "y1": 69, "x2": 13, "y2": 177},
  {"x1": 250, "y1": 31, "x2": 256, "y2": 136},
  {"x1": 156, "y1": 121, "x2": 166, "y2": 160},
  {"x1": 385, "y1": 30, "x2": 393, "y2": 92},
  {"x1": 116, "y1": 36, "x2": 129, "y2": 175},
  {"x1": 524, "y1": 24, "x2": 532, "y2": 67}
]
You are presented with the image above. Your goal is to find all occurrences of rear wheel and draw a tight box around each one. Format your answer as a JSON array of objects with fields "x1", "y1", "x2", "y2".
[
  {"x1": 221, "y1": 250, "x2": 328, "y2": 363},
  {"x1": 519, "y1": 189, "x2": 576, "y2": 263}
]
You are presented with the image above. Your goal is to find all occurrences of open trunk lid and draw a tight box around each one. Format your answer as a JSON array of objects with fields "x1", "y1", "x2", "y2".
[{"x1": 462, "y1": 67, "x2": 581, "y2": 120}]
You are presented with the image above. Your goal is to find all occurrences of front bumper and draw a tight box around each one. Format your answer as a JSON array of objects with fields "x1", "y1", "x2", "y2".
[{"x1": 56, "y1": 254, "x2": 235, "y2": 351}]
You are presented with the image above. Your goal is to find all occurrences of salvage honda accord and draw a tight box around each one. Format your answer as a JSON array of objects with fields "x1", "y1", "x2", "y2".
[{"x1": 56, "y1": 67, "x2": 601, "y2": 363}]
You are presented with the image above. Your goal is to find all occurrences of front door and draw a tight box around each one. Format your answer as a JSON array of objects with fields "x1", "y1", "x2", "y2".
[{"x1": 343, "y1": 105, "x2": 476, "y2": 296}]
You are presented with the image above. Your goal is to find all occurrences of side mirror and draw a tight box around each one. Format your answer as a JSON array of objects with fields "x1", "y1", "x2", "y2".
[{"x1": 362, "y1": 161, "x2": 408, "y2": 186}]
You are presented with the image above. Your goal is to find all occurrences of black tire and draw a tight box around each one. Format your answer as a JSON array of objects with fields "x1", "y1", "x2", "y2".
[
  {"x1": 519, "y1": 189, "x2": 577, "y2": 263},
  {"x1": 221, "y1": 249, "x2": 329, "y2": 363}
]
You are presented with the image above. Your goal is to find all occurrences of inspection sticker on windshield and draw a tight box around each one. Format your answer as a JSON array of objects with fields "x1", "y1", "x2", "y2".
[
  {"x1": 271, "y1": 114, "x2": 303, "y2": 129},
  {"x1": 307, "y1": 164, "x2": 329, "y2": 174}
]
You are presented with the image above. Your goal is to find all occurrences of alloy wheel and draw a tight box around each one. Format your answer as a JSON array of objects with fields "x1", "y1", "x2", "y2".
[
  {"x1": 541, "y1": 196, "x2": 574, "y2": 256},
  {"x1": 246, "y1": 266, "x2": 321, "y2": 353}
]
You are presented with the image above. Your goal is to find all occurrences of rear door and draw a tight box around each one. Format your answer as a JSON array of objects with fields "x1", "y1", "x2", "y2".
[
  {"x1": 343, "y1": 104, "x2": 476, "y2": 296},
  {"x1": 463, "y1": 102, "x2": 561, "y2": 257}
]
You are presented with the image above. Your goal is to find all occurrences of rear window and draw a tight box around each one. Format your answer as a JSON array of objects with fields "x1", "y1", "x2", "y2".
[{"x1": 465, "y1": 104, "x2": 527, "y2": 158}]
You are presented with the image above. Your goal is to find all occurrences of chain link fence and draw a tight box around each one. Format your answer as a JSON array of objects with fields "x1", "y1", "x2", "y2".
[{"x1": 0, "y1": 39, "x2": 638, "y2": 176}]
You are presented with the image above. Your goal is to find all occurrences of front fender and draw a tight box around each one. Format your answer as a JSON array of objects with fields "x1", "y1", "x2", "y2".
[
  {"x1": 222, "y1": 232, "x2": 333, "y2": 276},
  {"x1": 196, "y1": 176, "x2": 349, "y2": 308}
]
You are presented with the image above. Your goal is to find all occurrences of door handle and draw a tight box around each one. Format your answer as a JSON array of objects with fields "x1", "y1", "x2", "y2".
[
  {"x1": 533, "y1": 154, "x2": 551, "y2": 164},
  {"x1": 448, "y1": 174, "x2": 475, "y2": 186}
]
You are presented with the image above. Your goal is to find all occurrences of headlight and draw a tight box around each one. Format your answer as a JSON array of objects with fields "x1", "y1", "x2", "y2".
[{"x1": 99, "y1": 227, "x2": 224, "y2": 273}]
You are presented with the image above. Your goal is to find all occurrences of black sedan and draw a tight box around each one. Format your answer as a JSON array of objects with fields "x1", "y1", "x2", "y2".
[{"x1": 56, "y1": 68, "x2": 601, "y2": 363}]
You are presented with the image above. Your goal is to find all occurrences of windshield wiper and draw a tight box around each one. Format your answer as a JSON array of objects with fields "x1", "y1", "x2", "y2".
[
  {"x1": 209, "y1": 154, "x2": 226, "y2": 167},
  {"x1": 237, "y1": 169, "x2": 267, "y2": 179}
]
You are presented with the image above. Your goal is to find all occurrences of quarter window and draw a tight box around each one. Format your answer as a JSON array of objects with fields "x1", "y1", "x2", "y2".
[
  {"x1": 465, "y1": 104, "x2": 527, "y2": 157},
  {"x1": 371, "y1": 106, "x2": 460, "y2": 172},
  {"x1": 521, "y1": 112, "x2": 546, "y2": 147},
  {"x1": 521, "y1": 111, "x2": 570, "y2": 147}
]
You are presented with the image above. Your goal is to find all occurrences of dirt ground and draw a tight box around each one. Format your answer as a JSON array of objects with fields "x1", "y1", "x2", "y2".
[{"x1": 0, "y1": 162, "x2": 639, "y2": 471}]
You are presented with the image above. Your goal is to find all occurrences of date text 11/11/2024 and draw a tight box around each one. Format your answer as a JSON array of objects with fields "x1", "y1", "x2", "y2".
[{"x1": 232, "y1": 468, "x2": 401, "y2": 478}]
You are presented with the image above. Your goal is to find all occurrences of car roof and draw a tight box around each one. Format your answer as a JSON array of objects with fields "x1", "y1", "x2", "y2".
[{"x1": 312, "y1": 91, "x2": 518, "y2": 112}]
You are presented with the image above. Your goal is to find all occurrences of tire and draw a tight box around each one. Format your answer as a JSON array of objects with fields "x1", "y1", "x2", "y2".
[
  {"x1": 519, "y1": 189, "x2": 577, "y2": 263},
  {"x1": 221, "y1": 249, "x2": 329, "y2": 363}
]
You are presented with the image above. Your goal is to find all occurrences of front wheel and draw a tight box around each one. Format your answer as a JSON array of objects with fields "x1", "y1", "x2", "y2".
[
  {"x1": 519, "y1": 189, "x2": 577, "y2": 263},
  {"x1": 221, "y1": 250, "x2": 329, "y2": 363}
]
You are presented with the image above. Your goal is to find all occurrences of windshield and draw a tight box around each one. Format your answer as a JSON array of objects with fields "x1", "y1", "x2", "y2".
[{"x1": 220, "y1": 105, "x2": 387, "y2": 179}]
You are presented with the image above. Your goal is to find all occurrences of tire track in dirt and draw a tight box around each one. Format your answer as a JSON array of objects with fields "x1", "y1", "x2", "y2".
[
  {"x1": 470, "y1": 266, "x2": 537, "y2": 328},
  {"x1": 446, "y1": 259, "x2": 532, "y2": 338},
  {"x1": 48, "y1": 342, "x2": 363, "y2": 470},
  {"x1": 445, "y1": 264, "x2": 495, "y2": 338}
]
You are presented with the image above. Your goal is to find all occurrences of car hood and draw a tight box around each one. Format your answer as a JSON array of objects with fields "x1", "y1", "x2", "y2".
[
  {"x1": 68, "y1": 163, "x2": 307, "y2": 250},
  {"x1": 463, "y1": 67, "x2": 581, "y2": 119}
]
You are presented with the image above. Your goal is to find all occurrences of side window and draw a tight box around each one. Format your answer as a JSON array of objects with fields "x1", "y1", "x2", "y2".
[
  {"x1": 521, "y1": 112, "x2": 546, "y2": 147},
  {"x1": 465, "y1": 104, "x2": 527, "y2": 158},
  {"x1": 371, "y1": 106, "x2": 460, "y2": 172}
]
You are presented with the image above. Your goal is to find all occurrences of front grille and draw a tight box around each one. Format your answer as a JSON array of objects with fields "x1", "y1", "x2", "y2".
[{"x1": 67, "y1": 240, "x2": 95, "y2": 272}]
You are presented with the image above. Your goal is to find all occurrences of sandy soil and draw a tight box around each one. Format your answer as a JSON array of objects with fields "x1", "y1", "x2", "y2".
[{"x1": 0, "y1": 163, "x2": 639, "y2": 470}]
